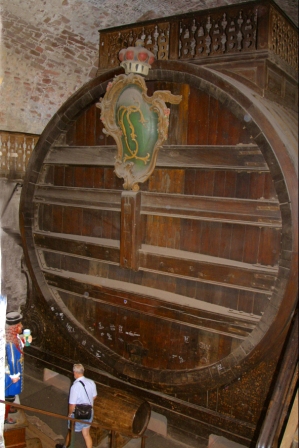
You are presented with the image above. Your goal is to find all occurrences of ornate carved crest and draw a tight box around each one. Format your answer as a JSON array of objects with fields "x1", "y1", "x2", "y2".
[{"x1": 97, "y1": 73, "x2": 182, "y2": 191}]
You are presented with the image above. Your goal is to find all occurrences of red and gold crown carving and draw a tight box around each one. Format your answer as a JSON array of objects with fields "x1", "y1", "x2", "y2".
[{"x1": 118, "y1": 40, "x2": 155, "y2": 76}]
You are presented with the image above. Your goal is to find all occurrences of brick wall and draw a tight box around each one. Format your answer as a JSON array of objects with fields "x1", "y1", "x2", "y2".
[{"x1": 1, "y1": 5, "x2": 99, "y2": 134}]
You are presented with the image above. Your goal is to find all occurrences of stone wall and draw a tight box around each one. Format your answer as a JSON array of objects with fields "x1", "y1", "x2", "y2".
[{"x1": 0, "y1": 180, "x2": 26, "y2": 313}]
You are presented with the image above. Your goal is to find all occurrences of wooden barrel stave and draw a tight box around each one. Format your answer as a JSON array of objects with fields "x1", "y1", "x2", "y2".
[{"x1": 93, "y1": 388, "x2": 151, "y2": 437}]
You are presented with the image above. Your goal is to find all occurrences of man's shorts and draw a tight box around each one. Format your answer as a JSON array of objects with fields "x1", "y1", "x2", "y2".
[{"x1": 68, "y1": 411, "x2": 93, "y2": 432}]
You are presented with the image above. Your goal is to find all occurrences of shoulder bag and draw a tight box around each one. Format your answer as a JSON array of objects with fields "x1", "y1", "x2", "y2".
[{"x1": 74, "y1": 380, "x2": 92, "y2": 419}]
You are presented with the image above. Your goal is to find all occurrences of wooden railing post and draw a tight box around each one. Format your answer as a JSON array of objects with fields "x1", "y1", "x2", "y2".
[
  {"x1": 69, "y1": 420, "x2": 76, "y2": 448},
  {"x1": 110, "y1": 430, "x2": 116, "y2": 448}
]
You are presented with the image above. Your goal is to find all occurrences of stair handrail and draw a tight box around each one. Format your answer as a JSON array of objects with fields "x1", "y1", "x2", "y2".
[{"x1": 0, "y1": 399, "x2": 147, "y2": 448}]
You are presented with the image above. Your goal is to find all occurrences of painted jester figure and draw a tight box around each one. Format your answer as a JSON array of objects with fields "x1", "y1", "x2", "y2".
[{"x1": 5, "y1": 312, "x2": 31, "y2": 424}]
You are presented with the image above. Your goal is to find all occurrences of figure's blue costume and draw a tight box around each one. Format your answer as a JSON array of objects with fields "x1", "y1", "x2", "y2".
[{"x1": 5, "y1": 340, "x2": 24, "y2": 397}]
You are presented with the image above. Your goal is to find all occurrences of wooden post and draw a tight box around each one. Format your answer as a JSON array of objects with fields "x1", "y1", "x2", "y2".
[
  {"x1": 120, "y1": 191, "x2": 142, "y2": 271},
  {"x1": 110, "y1": 430, "x2": 116, "y2": 448},
  {"x1": 69, "y1": 420, "x2": 75, "y2": 448}
]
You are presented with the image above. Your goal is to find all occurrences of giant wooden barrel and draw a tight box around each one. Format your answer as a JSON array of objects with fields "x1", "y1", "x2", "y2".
[
  {"x1": 93, "y1": 388, "x2": 151, "y2": 437},
  {"x1": 20, "y1": 60, "x2": 297, "y2": 404}
]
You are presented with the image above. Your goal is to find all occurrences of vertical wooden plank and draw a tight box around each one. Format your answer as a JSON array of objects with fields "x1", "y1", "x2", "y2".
[
  {"x1": 264, "y1": 173, "x2": 278, "y2": 200},
  {"x1": 252, "y1": 292, "x2": 268, "y2": 316},
  {"x1": 216, "y1": 102, "x2": 230, "y2": 145},
  {"x1": 52, "y1": 205, "x2": 63, "y2": 233},
  {"x1": 160, "y1": 216, "x2": 169, "y2": 247},
  {"x1": 229, "y1": 224, "x2": 245, "y2": 261},
  {"x1": 217, "y1": 334, "x2": 232, "y2": 360},
  {"x1": 105, "y1": 167, "x2": 119, "y2": 189},
  {"x1": 243, "y1": 226, "x2": 260, "y2": 264},
  {"x1": 74, "y1": 167, "x2": 85, "y2": 188},
  {"x1": 111, "y1": 211, "x2": 121, "y2": 240},
  {"x1": 189, "y1": 89, "x2": 209, "y2": 145},
  {"x1": 213, "y1": 171, "x2": 226, "y2": 197},
  {"x1": 95, "y1": 210, "x2": 105, "y2": 239},
  {"x1": 165, "y1": 321, "x2": 181, "y2": 370},
  {"x1": 101, "y1": 210, "x2": 111, "y2": 239},
  {"x1": 53, "y1": 166, "x2": 65, "y2": 186},
  {"x1": 168, "y1": 83, "x2": 189, "y2": 145},
  {"x1": 85, "y1": 105, "x2": 96, "y2": 146},
  {"x1": 199, "y1": 221, "x2": 212, "y2": 255},
  {"x1": 144, "y1": 215, "x2": 156, "y2": 246},
  {"x1": 238, "y1": 290, "x2": 254, "y2": 314},
  {"x1": 203, "y1": 171, "x2": 215, "y2": 196},
  {"x1": 63, "y1": 207, "x2": 83, "y2": 235},
  {"x1": 180, "y1": 219, "x2": 201, "y2": 253},
  {"x1": 249, "y1": 172, "x2": 266, "y2": 199},
  {"x1": 75, "y1": 111, "x2": 86, "y2": 145},
  {"x1": 227, "y1": 108, "x2": 244, "y2": 145},
  {"x1": 148, "y1": 169, "x2": 184, "y2": 194},
  {"x1": 236, "y1": 172, "x2": 251, "y2": 198},
  {"x1": 82, "y1": 209, "x2": 97, "y2": 237},
  {"x1": 41, "y1": 204, "x2": 53, "y2": 232},
  {"x1": 218, "y1": 223, "x2": 233, "y2": 259},
  {"x1": 168, "y1": 216, "x2": 181, "y2": 249},
  {"x1": 207, "y1": 96, "x2": 218, "y2": 145},
  {"x1": 207, "y1": 222, "x2": 222, "y2": 257},
  {"x1": 194, "y1": 170, "x2": 215, "y2": 196},
  {"x1": 175, "y1": 277, "x2": 196, "y2": 299},
  {"x1": 65, "y1": 121, "x2": 76, "y2": 145},
  {"x1": 224, "y1": 171, "x2": 237, "y2": 197},
  {"x1": 83, "y1": 167, "x2": 95, "y2": 188},
  {"x1": 44, "y1": 251, "x2": 61, "y2": 271},
  {"x1": 156, "y1": 272, "x2": 176, "y2": 294},
  {"x1": 65, "y1": 166, "x2": 74, "y2": 187},
  {"x1": 184, "y1": 169, "x2": 196, "y2": 195},
  {"x1": 194, "y1": 169, "x2": 206, "y2": 196},
  {"x1": 258, "y1": 227, "x2": 281, "y2": 266},
  {"x1": 95, "y1": 104, "x2": 107, "y2": 146},
  {"x1": 120, "y1": 191, "x2": 142, "y2": 270},
  {"x1": 238, "y1": 124, "x2": 252, "y2": 144},
  {"x1": 94, "y1": 167, "x2": 105, "y2": 189},
  {"x1": 172, "y1": 169, "x2": 185, "y2": 194},
  {"x1": 44, "y1": 165, "x2": 54, "y2": 184},
  {"x1": 218, "y1": 287, "x2": 239, "y2": 309}
]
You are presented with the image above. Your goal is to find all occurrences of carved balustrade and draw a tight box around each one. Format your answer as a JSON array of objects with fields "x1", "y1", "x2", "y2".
[
  {"x1": 0, "y1": 131, "x2": 39, "y2": 179},
  {"x1": 98, "y1": 0, "x2": 298, "y2": 80}
]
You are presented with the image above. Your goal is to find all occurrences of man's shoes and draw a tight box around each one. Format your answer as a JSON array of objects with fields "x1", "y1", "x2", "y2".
[{"x1": 5, "y1": 418, "x2": 16, "y2": 424}]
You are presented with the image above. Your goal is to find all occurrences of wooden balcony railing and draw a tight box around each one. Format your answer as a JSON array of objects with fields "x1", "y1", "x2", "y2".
[
  {"x1": 98, "y1": 0, "x2": 298, "y2": 79},
  {"x1": 0, "y1": 131, "x2": 39, "y2": 180}
]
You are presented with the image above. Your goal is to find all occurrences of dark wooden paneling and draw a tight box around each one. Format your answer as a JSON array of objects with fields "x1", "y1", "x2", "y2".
[
  {"x1": 48, "y1": 144, "x2": 268, "y2": 171},
  {"x1": 29, "y1": 74, "x2": 286, "y2": 391},
  {"x1": 141, "y1": 192, "x2": 281, "y2": 226},
  {"x1": 120, "y1": 192, "x2": 142, "y2": 270},
  {"x1": 41, "y1": 276, "x2": 257, "y2": 369}
]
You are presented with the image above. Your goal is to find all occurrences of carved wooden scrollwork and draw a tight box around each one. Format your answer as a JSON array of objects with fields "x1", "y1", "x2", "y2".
[
  {"x1": 270, "y1": 7, "x2": 298, "y2": 71},
  {"x1": 179, "y1": 9, "x2": 257, "y2": 59},
  {"x1": 97, "y1": 73, "x2": 182, "y2": 191},
  {"x1": 103, "y1": 23, "x2": 170, "y2": 69}
]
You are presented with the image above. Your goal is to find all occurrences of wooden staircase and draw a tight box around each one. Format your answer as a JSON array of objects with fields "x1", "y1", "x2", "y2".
[{"x1": 4, "y1": 410, "x2": 42, "y2": 448}]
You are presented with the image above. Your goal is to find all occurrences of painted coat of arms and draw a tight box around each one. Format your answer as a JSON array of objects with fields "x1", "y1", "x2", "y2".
[{"x1": 97, "y1": 43, "x2": 182, "y2": 191}]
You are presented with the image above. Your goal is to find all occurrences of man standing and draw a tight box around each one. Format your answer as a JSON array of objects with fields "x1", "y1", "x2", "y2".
[{"x1": 56, "y1": 364, "x2": 97, "y2": 448}]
